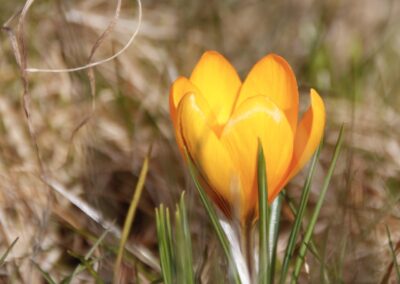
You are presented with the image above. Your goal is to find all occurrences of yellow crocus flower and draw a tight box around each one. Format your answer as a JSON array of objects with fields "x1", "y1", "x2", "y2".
[{"x1": 169, "y1": 51, "x2": 325, "y2": 222}]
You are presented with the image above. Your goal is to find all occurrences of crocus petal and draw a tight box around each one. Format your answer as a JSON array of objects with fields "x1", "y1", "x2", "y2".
[
  {"x1": 169, "y1": 77, "x2": 204, "y2": 154},
  {"x1": 236, "y1": 54, "x2": 299, "y2": 133},
  {"x1": 190, "y1": 51, "x2": 241, "y2": 125},
  {"x1": 221, "y1": 95, "x2": 293, "y2": 210},
  {"x1": 169, "y1": 76, "x2": 201, "y2": 127},
  {"x1": 177, "y1": 92, "x2": 239, "y2": 212},
  {"x1": 281, "y1": 89, "x2": 326, "y2": 188}
]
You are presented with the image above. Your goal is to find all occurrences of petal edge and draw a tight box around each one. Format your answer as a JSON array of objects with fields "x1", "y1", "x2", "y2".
[{"x1": 280, "y1": 89, "x2": 326, "y2": 189}]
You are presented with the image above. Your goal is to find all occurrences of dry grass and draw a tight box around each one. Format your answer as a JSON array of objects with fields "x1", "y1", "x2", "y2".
[{"x1": 1, "y1": 0, "x2": 400, "y2": 283}]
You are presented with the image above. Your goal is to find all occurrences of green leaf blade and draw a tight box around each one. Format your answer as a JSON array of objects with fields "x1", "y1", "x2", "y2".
[
  {"x1": 156, "y1": 205, "x2": 175, "y2": 284},
  {"x1": 175, "y1": 192, "x2": 195, "y2": 284},
  {"x1": 269, "y1": 193, "x2": 283, "y2": 284},
  {"x1": 257, "y1": 142, "x2": 269, "y2": 284},
  {"x1": 280, "y1": 144, "x2": 322, "y2": 284},
  {"x1": 185, "y1": 149, "x2": 242, "y2": 284},
  {"x1": 291, "y1": 126, "x2": 345, "y2": 283}
]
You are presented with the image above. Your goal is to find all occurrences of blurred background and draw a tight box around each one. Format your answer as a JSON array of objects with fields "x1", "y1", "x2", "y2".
[{"x1": 1, "y1": 0, "x2": 400, "y2": 283}]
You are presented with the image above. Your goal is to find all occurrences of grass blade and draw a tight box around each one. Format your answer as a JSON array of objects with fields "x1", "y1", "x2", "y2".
[
  {"x1": 185, "y1": 150, "x2": 242, "y2": 284},
  {"x1": 269, "y1": 193, "x2": 283, "y2": 284},
  {"x1": 156, "y1": 205, "x2": 175, "y2": 284},
  {"x1": 257, "y1": 142, "x2": 269, "y2": 284},
  {"x1": 33, "y1": 262, "x2": 57, "y2": 284},
  {"x1": 279, "y1": 144, "x2": 322, "y2": 284},
  {"x1": 386, "y1": 225, "x2": 400, "y2": 282},
  {"x1": 62, "y1": 227, "x2": 111, "y2": 284},
  {"x1": 291, "y1": 126, "x2": 344, "y2": 283},
  {"x1": 0, "y1": 237, "x2": 18, "y2": 266},
  {"x1": 281, "y1": 191, "x2": 326, "y2": 264},
  {"x1": 114, "y1": 152, "x2": 150, "y2": 283},
  {"x1": 175, "y1": 192, "x2": 195, "y2": 284},
  {"x1": 83, "y1": 260, "x2": 104, "y2": 283},
  {"x1": 66, "y1": 252, "x2": 104, "y2": 284}
]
